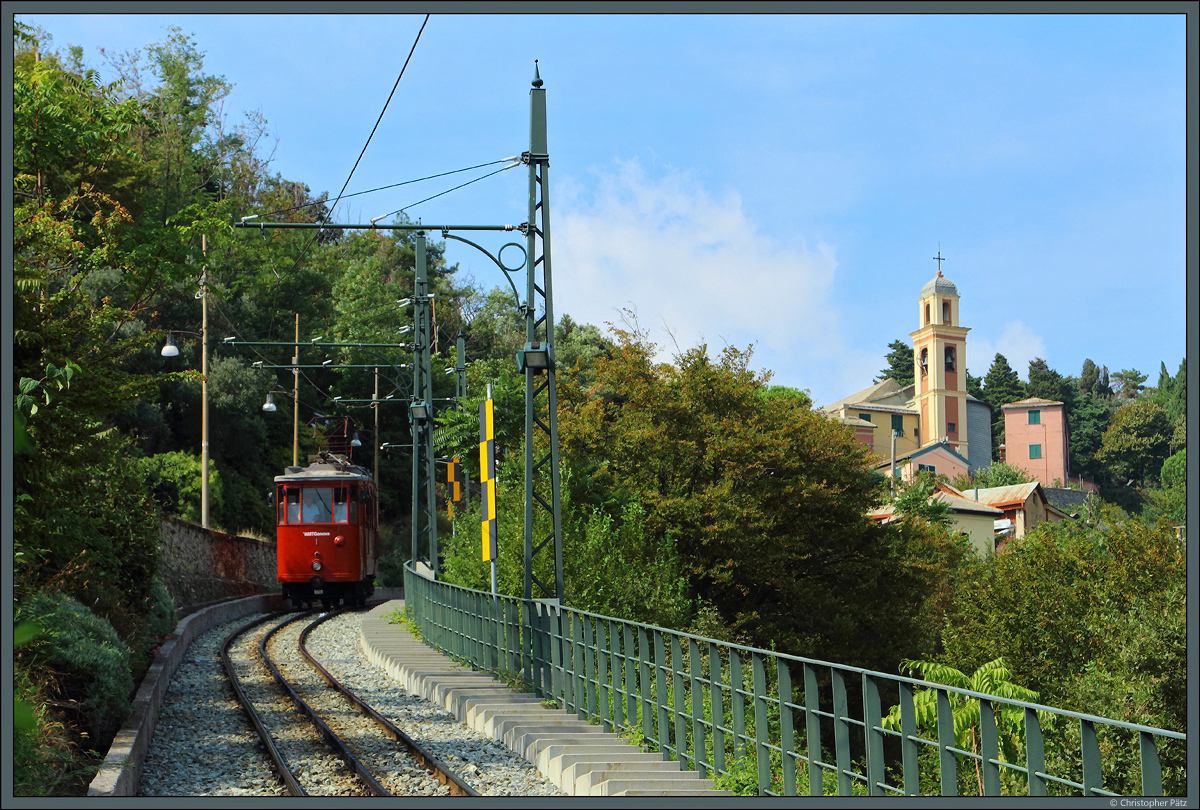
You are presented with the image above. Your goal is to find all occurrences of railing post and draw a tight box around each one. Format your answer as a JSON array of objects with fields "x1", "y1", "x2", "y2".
[
  {"x1": 672, "y1": 635, "x2": 687, "y2": 768},
  {"x1": 639, "y1": 627, "x2": 653, "y2": 746},
  {"x1": 1024, "y1": 707, "x2": 1046, "y2": 796},
  {"x1": 802, "y1": 663, "x2": 823, "y2": 796},
  {"x1": 1081, "y1": 718, "x2": 1102, "y2": 796},
  {"x1": 582, "y1": 615, "x2": 596, "y2": 720},
  {"x1": 979, "y1": 698, "x2": 1000, "y2": 796},
  {"x1": 937, "y1": 688, "x2": 957, "y2": 796},
  {"x1": 730, "y1": 652, "x2": 746, "y2": 760},
  {"x1": 623, "y1": 623, "x2": 637, "y2": 731},
  {"x1": 596, "y1": 619, "x2": 611, "y2": 731},
  {"x1": 654, "y1": 630, "x2": 670, "y2": 756},
  {"x1": 832, "y1": 669, "x2": 852, "y2": 796},
  {"x1": 690, "y1": 638, "x2": 707, "y2": 778},
  {"x1": 863, "y1": 673, "x2": 885, "y2": 796},
  {"x1": 752, "y1": 653, "x2": 770, "y2": 795},
  {"x1": 1139, "y1": 731, "x2": 1163, "y2": 796},
  {"x1": 709, "y1": 642, "x2": 726, "y2": 777},
  {"x1": 899, "y1": 680, "x2": 919, "y2": 795},
  {"x1": 778, "y1": 660, "x2": 796, "y2": 796}
]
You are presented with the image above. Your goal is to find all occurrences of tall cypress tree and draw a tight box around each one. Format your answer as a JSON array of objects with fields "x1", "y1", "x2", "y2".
[{"x1": 876, "y1": 339, "x2": 914, "y2": 388}]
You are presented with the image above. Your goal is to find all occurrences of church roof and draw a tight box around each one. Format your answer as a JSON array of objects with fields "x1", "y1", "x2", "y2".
[
  {"x1": 920, "y1": 271, "x2": 958, "y2": 298},
  {"x1": 820, "y1": 378, "x2": 902, "y2": 412}
]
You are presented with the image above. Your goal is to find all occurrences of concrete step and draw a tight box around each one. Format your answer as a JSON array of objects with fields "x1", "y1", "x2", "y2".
[{"x1": 361, "y1": 600, "x2": 731, "y2": 798}]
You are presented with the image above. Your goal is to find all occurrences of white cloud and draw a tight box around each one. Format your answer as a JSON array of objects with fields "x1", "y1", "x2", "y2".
[
  {"x1": 554, "y1": 159, "x2": 857, "y2": 403},
  {"x1": 968, "y1": 321, "x2": 1047, "y2": 382}
]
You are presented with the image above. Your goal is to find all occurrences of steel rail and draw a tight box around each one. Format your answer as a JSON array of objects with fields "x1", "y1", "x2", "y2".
[
  {"x1": 218, "y1": 611, "x2": 308, "y2": 797},
  {"x1": 299, "y1": 606, "x2": 482, "y2": 797},
  {"x1": 258, "y1": 611, "x2": 391, "y2": 796}
]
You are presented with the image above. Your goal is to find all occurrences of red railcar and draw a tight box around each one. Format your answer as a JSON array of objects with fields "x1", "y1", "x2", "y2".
[{"x1": 274, "y1": 453, "x2": 377, "y2": 610}]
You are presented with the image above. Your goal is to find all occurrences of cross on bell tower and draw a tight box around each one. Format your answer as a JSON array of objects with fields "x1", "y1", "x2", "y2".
[{"x1": 910, "y1": 256, "x2": 970, "y2": 456}]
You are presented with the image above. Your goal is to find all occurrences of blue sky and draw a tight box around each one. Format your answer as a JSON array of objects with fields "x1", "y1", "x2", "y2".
[{"x1": 14, "y1": 10, "x2": 1190, "y2": 407}]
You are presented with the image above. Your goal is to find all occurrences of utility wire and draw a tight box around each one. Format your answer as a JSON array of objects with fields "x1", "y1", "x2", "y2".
[
  {"x1": 258, "y1": 158, "x2": 515, "y2": 219},
  {"x1": 268, "y1": 15, "x2": 430, "y2": 290},
  {"x1": 374, "y1": 162, "x2": 519, "y2": 222},
  {"x1": 326, "y1": 14, "x2": 429, "y2": 223}
]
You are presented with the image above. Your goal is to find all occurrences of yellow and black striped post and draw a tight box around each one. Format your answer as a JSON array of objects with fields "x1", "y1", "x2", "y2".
[
  {"x1": 446, "y1": 457, "x2": 463, "y2": 519},
  {"x1": 479, "y1": 388, "x2": 497, "y2": 564}
]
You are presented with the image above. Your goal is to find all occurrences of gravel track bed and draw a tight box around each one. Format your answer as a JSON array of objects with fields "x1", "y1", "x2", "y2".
[
  {"x1": 308, "y1": 609, "x2": 564, "y2": 796},
  {"x1": 271, "y1": 612, "x2": 447, "y2": 796},
  {"x1": 138, "y1": 608, "x2": 563, "y2": 797}
]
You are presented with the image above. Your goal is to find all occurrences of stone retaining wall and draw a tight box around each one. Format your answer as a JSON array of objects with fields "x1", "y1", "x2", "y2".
[{"x1": 158, "y1": 517, "x2": 277, "y2": 615}]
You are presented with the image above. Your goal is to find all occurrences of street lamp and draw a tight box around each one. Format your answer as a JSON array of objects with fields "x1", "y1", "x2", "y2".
[
  {"x1": 408, "y1": 401, "x2": 431, "y2": 423},
  {"x1": 163, "y1": 322, "x2": 209, "y2": 528},
  {"x1": 515, "y1": 341, "x2": 552, "y2": 374}
]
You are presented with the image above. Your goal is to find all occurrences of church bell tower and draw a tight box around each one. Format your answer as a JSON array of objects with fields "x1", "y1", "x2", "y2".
[{"x1": 910, "y1": 260, "x2": 970, "y2": 456}]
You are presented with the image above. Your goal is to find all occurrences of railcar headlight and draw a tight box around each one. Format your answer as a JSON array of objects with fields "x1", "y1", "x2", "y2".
[{"x1": 312, "y1": 560, "x2": 322, "y2": 572}]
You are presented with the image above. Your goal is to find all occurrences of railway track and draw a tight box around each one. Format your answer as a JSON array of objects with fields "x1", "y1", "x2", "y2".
[{"x1": 217, "y1": 607, "x2": 480, "y2": 797}]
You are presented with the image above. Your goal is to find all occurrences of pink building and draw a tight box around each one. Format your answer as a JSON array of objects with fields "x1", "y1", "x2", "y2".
[{"x1": 1000, "y1": 398, "x2": 1070, "y2": 487}]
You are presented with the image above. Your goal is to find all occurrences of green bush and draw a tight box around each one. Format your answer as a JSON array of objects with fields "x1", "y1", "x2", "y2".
[
  {"x1": 138, "y1": 450, "x2": 221, "y2": 523},
  {"x1": 146, "y1": 576, "x2": 176, "y2": 638},
  {"x1": 15, "y1": 590, "x2": 134, "y2": 751}
]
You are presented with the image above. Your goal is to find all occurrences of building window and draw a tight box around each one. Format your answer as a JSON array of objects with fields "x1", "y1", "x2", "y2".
[
  {"x1": 919, "y1": 348, "x2": 928, "y2": 376},
  {"x1": 943, "y1": 300, "x2": 951, "y2": 324},
  {"x1": 1029, "y1": 443, "x2": 1042, "y2": 460},
  {"x1": 918, "y1": 463, "x2": 936, "y2": 473},
  {"x1": 859, "y1": 413, "x2": 872, "y2": 424},
  {"x1": 925, "y1": 303, "x2": 930, "y2": 325},
  {"x1": 1028, "y1": 409, "x2": 1041, "y2": 425},
  {"x1": 947, "y1": 422, "x2": 956, "y2": 434},
  {"x1": 945, "y1": 345, "x2": 956, "y2": 372},
  {"x1": 891, "y1": 414, "x2": 904, "y2": 436}
]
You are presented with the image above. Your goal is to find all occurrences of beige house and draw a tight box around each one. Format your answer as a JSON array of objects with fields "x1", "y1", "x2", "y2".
[
  {"x1": 966, "y1": 482, "x2": 1072, "y2": 552},
  {"x1": 868, "y1": 484, "x2": 1003, "y2": 557},
  {"x1": 870, "y1": 481, "x2": 1069, "y2": 556}
]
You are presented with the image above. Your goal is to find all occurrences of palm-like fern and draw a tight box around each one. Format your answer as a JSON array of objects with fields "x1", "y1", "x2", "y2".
[{"x1": 883, "y1": 657, "x2": 1040, "y2": 794}]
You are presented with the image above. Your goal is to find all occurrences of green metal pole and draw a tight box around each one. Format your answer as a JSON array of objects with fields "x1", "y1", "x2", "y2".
[
  {"x1": 522, "y1": 61, "x2": 564, "y2": 602},
  {"x1": 456, "y1": 330, "x2": 466, "y2": 401},
  {"x1": 417, "y1": 232, "x2": 438, "y2": 576}
]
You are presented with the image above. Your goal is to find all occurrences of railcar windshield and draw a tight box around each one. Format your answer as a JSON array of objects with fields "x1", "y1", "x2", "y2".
[{"x1": 278, "y1": 484, "x2": 358, "y2": 524}]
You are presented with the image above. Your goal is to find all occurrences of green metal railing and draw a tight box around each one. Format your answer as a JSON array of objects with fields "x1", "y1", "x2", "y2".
[{"x1": 403, "y1": 564, "x2": 1186, "y2": 797}]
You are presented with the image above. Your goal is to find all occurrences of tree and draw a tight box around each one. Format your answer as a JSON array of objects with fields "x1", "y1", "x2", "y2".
[
  {"x1": 953, "y1": 461, "x2": 1033, "y2": 490},
  {"x1": 891, "y1": 473, "x2": 952, "y2": 527},
  {"x1": 1151, "y1": 358, "x2": 1185, "y2": 423},
  {"x1": 1110, "y1": 368, "x2": 1148, "y2": 402},
  {"x1": 1065, "y1": 392, "x2": 1112, "y2": 482},
  {"x1": 1095, "y1": 401, "x2": 1171, "y2": 486},
  {"x1": 556, "y1": 325, "x2": 963, "y2": 671},
  {"x1": 1078, "y1": 359, "x2": 1100, "y2": 396},
  {"x1": 1025, "y1": 358, "x2": 1072, "y2": 404},
  {"x1": 876, "y1": 338, "x2": 914, "y2": 387}
]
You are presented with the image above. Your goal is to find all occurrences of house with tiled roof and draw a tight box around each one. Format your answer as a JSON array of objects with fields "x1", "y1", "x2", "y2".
[
  {"x1": 872, "y1": 440, "x2": 972, "y2": 484},
  {"x1": 869, "y1": 483, "x2": 1003, "y2": 556},
  {"x1": 965, "y1": 481, "x2": 1072, "y2": 552},
  {"x1": 870, "y1": 481, "x2": 1070, "y2": 556}
]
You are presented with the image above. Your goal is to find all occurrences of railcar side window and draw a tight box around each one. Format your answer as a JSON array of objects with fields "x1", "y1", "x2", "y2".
[
  {"x1": 333, "y1": 487, "x2": 349, "y2": 523},
  {"x1": 303, "y1": 487, "x2": 334, "y2": 523},
  {"x1": 348, "y1": 486, "x2": 359, "y2": 523},
  {"x1": 285, "y1": 488, "x2": 301, "y2": 524}
]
